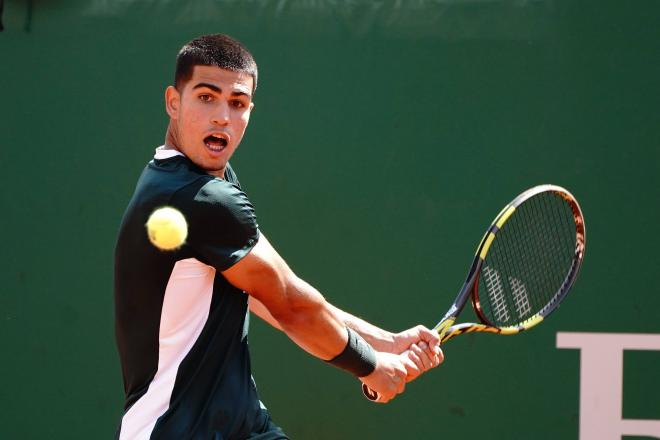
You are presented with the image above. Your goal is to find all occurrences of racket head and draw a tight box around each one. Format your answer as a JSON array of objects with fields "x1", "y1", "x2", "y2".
[
  {"x1": 364, "y1": 185, "x2": 585, "y2": 402},
  {"x1": 470, "y1": 184, "x2": 586, "y2": 333}
]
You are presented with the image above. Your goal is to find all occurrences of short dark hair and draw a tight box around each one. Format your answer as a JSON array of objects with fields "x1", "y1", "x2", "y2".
[{"x1": 174, "y1": 34, "x2": 258, "y2": 93}]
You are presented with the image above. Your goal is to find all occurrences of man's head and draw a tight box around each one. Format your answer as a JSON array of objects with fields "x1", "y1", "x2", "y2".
[
  {"x1": 174, "y1": 34, "x2": 258, "y2": 93},
  {"x1": 165, "y1": 34, "x2": 257, "y2": 178}
]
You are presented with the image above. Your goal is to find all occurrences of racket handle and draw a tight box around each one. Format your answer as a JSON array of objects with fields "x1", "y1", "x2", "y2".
[{"x1": 362, "y1": 383, "x2": 379, "y2": 401}]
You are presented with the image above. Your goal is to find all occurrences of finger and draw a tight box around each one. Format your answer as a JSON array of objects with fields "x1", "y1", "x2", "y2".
[
  {"x1": 419, "y1": 327, "x2": 441, "y2": 348},
  {"x1": 423, "y1": 343, "x2": 439, "y2": 366},
  {"x1": 417, "y1": 341, "x2": 438, "y2": 359},
  {"x1": 403, "y1": 353, "x2": 422, "y2": 382},
  {"x1": 411, "y1": 343, "x2": 432, "y2": 370},
  {"x1": 401, "y1": 350, "x2": 420, "y2": 370},
  {"x1": 406, "y1": 347, "x2": 424, "y2": 371},
  {"x1": 436, "y1": 347, "x2": 445, "y2": 365},
  {"x1": 421, "y1": 340, "x2": 444, "y2": 367}
]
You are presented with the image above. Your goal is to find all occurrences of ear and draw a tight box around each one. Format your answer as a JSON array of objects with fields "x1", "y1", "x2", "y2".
[{"x1": 165, "y1": 86, "x2": 181, "y2": 119}]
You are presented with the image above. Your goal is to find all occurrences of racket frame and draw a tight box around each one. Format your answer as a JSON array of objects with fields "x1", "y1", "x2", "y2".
[
  {"x1": 363, "y1": 184, "x2": 585, "y2": 401},
  {"x1": 436, "y1": 184, "x2": 586, "y2": 343}
]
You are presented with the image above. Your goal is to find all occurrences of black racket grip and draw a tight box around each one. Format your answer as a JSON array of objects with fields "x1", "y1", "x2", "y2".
[{"x1": 362, "y1": 383, "x2": 379, "y2": 401}]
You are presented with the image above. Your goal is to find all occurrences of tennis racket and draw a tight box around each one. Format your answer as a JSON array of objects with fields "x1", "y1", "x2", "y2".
[{"x1": 363, "y1": 184, "x2": 586, "y2": 401}]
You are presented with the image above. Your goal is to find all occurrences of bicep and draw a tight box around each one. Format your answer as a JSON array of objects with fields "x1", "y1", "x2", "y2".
[
  {"x1": 222, "y1": 234, "x2": 294, "y2": 315},
  {"x1": 224, "y1": 234, "x2": 348, "y2": 360}
]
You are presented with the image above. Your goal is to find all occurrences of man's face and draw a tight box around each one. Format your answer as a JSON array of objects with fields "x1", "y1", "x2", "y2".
[{"x1": 165, "y1": 65, "x2": 254, "y2": 177}]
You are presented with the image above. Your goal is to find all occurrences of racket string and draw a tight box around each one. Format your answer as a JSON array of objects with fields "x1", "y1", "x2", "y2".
[{"x1": 477, "y1": 191, "x2": 577, "y2": 327}]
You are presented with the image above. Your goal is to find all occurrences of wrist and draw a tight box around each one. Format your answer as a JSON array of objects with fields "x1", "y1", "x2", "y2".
[{"x1": 326, "y1": 328, "x2": 377, "y2": 378}]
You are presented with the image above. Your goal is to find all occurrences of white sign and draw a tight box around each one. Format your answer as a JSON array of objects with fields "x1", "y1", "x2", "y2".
[{"x1": 557, "y1": 332, "x2": 660, "y2": 440}]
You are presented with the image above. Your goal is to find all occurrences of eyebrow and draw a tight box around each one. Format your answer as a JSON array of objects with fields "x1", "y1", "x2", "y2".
[{"x1": 192, "y1": 82, "x2": 251, "y2": 98}]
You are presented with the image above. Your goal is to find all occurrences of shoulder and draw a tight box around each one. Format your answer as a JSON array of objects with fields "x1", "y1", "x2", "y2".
[
  {"x1": 137, "y1": 156, "x2": 209, "y2": 198},
  {"x1": 195, "y1": 177, "x2": 245, "y2": 203},
  {"x1": 173, "y1": 177, "x2": 258, "y2": 239},
  {"x1": 184, "y1": 178, "x2": 254, "y2": 219},
  {"x1": 172, "y1": 177, "x2": 260, "y2": 270}
]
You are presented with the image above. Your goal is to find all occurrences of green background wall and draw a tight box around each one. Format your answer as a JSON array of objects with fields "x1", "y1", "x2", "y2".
[{"x1": 1, "y1": 1, "x2": 658, "y2": 438}]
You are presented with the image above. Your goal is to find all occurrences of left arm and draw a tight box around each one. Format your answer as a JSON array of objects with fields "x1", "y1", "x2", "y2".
[
  {"x1": 250, "y1": 298, "x2": 437, "y2": 353},
  {"x1": 249, "y1": 298, "x2": 443, "y2": 380}
]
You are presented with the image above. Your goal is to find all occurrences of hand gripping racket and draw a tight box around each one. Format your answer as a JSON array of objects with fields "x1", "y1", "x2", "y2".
[{"x1": 363, "y1": 184, "x2": 586, "y2": 401}]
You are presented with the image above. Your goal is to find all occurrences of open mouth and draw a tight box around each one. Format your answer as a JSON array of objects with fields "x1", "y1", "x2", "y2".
[{"x1": 204, "y1": 134, "x2": 228, "y2": 152}]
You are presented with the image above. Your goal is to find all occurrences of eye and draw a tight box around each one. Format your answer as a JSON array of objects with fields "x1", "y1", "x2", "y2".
[
  {"x1": 230, "y1": 99, "x2": 246, "y2": 109},
  {"x1": 198, "y1": 94, "x2": 213, "y2": 102}
]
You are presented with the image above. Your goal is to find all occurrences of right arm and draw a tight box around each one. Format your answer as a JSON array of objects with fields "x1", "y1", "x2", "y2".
[{"x1": 222, "y1": 234, "x2": 408, "y2": 402}]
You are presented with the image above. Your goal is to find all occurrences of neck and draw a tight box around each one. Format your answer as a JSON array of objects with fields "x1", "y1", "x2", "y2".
[
  {"x1": 164, "y1": 122, "x2": 180, "y2": 151},
  {"x1": 209, "y1": 168, "x2": 226, "y2": 179}
]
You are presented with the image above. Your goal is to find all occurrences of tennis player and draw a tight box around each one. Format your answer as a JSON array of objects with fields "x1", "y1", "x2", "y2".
[{"x1": 114, "y1": 33, "x2": 443, "y2": 440}]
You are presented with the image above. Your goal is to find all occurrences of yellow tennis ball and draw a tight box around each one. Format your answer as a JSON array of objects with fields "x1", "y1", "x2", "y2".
[{"x1": 146, "y1": 206, "x2": 188, "y2": 251}]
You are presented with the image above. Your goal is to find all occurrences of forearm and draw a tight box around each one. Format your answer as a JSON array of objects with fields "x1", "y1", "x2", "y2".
[
  {"x1": 248, "y1": 296, "x2": 283, "y2": 331},
  {"x1": 329, "y1": 304, "x2": 395, "y2": 353},
  {"x1": 265, "y1": 276, "x2": 349, "y2": 360},
  {"x1": 250, "y1": 296, "x2": 394, "y2": 353}
]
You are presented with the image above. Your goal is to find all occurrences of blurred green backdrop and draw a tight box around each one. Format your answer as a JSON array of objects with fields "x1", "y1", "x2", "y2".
[{"x1": 1, "y1": 1, "x2": 659, "y2": 439}]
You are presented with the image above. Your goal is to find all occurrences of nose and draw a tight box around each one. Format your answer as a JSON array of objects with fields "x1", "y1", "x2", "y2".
[{"x1": 211, "y1": 102, "x2": 230, "y2": 126}]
